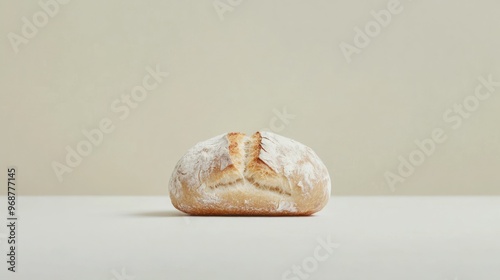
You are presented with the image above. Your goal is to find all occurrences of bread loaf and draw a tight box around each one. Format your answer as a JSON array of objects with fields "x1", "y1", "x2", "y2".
[{"x1": 168, "y1": 131, "x2": 331, "y2": 215}]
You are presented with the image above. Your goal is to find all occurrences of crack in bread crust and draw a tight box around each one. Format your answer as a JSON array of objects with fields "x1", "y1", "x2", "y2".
[
  {"x1": 207, "y1": 176, "x2": 292, "y2": 196},
  {"x1": 207, "y1": 178, "x2": 244, "y2": 189},
  {"x1": 245, "y1": 177, "x2": 292, "y2": 196},
  {"x1": 206, "y1": 132, "x2": 292, "y2": 196}
]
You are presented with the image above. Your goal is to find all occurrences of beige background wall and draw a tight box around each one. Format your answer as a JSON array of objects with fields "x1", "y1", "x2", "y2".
[{"x1": 1, "y1": 0, "x2": 499, "y2": 195}]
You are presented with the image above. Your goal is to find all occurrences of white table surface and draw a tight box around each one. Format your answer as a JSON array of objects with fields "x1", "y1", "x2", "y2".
[{"x1": 0, "y1": 196, "x2": 499, "y2": 280}]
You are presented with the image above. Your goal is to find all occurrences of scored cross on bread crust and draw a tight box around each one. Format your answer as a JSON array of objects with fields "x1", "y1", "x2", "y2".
[
  {"x1": 193, "y1": 132, "x2": 292, "y2": 196},
  {"x1": 244, "y1": 132, "x2": 293, "y2": 196},
  {"x1": 169, "y1": 131, "x2": 331, "y2": 215}
]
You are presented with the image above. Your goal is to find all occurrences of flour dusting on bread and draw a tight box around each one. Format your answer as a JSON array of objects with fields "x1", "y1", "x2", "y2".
[{"x1": 169, "y1": 131, "x2": 331, "y2": 215}]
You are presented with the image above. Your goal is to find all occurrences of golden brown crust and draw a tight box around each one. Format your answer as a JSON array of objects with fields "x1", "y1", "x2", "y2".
[{"x1": 169, "y1": 132, "x2": 331, "y2": 216}]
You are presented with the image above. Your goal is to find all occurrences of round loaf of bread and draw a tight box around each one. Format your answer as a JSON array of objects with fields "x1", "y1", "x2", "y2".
[{"x1": 168, "y1": 131, "x2": 331, "y2": 215}]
